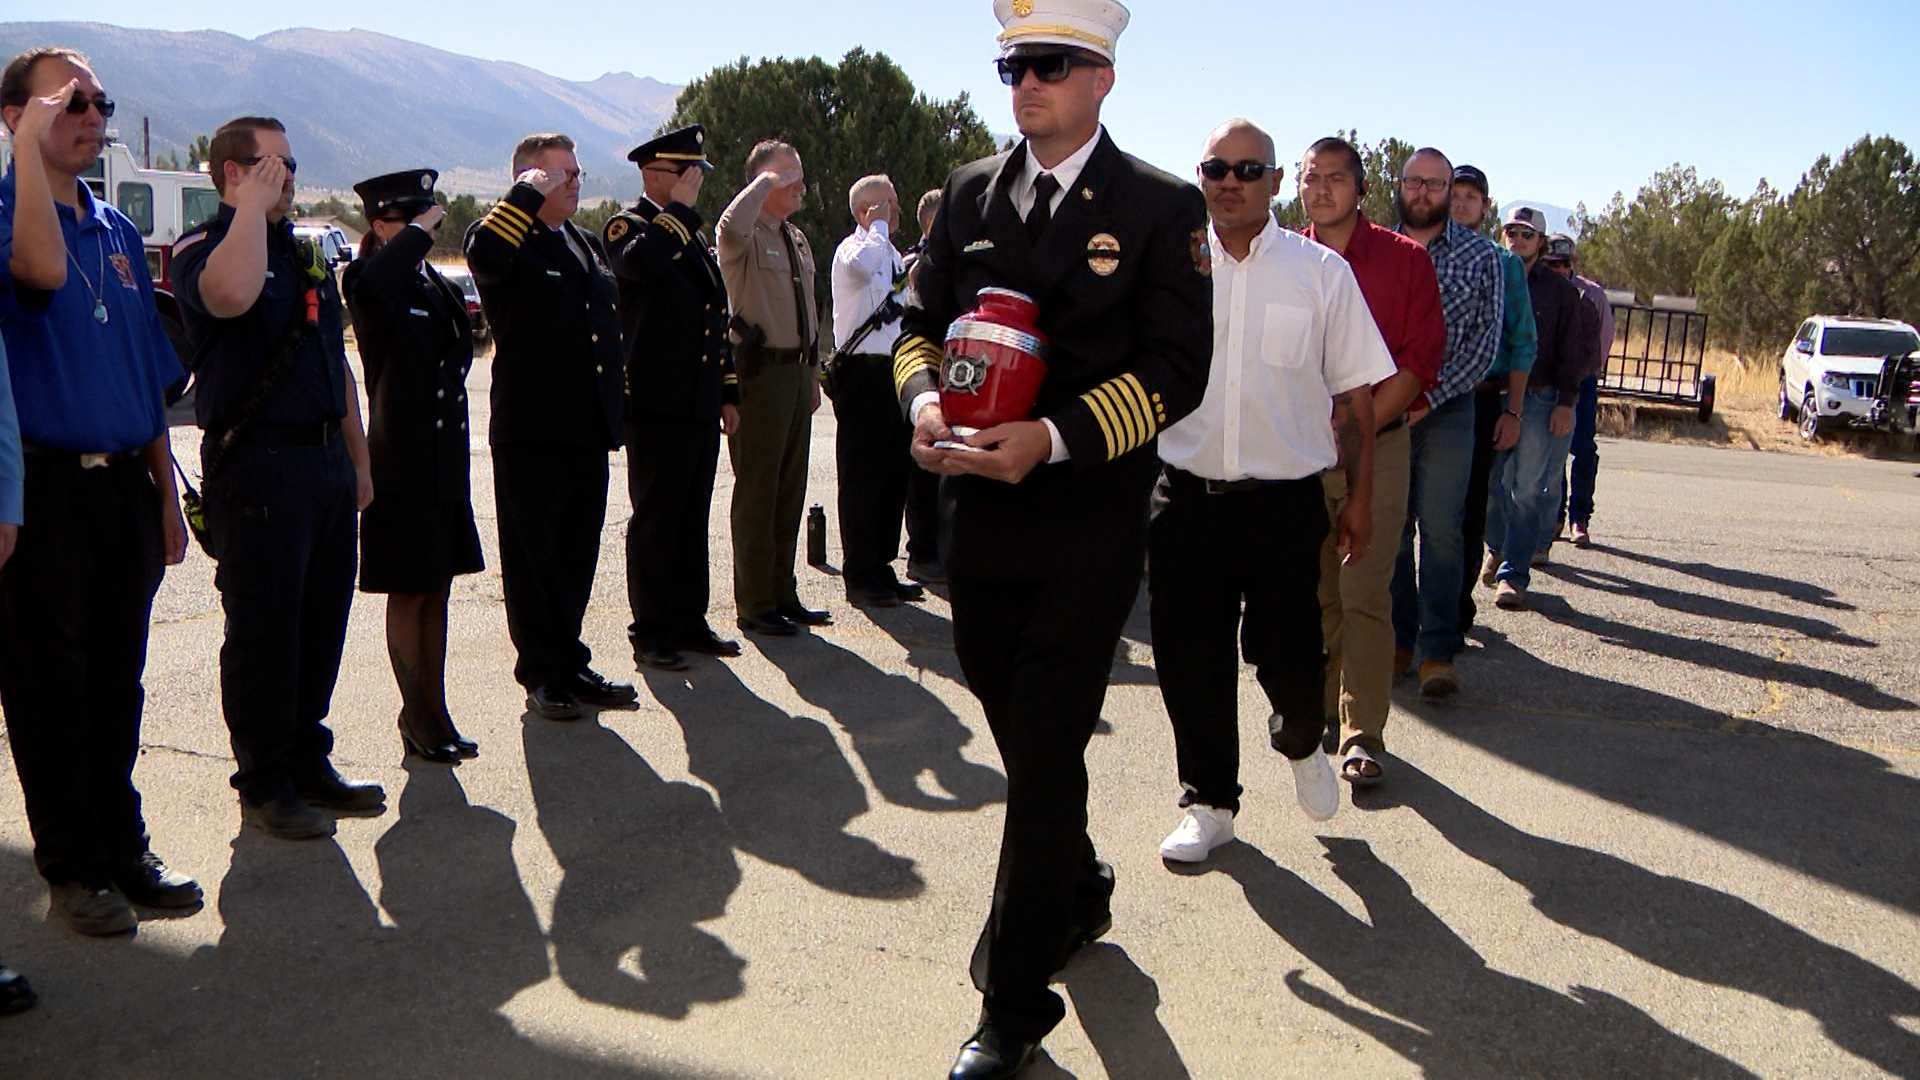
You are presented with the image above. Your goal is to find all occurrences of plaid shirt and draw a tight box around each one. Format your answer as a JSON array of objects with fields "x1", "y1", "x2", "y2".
[{"x1": 1401, "y1": 219, "x2": 1504, "y2": 409}]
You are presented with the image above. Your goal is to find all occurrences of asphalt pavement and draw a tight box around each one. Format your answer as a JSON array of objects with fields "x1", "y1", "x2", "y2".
[{"x1": 1, "y1": 362, "x2": 1916, "y2": 1078}]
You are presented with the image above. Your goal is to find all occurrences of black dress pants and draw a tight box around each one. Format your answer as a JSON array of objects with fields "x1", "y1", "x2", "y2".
[
  {"x1": 950, "y1": 569, "x2": 1138, "y2": 1044},
  {"x1": 493, "y1": 443, "x2": 608, "y2": 690},
  {"x1": 0, "y1": 454, "x2": 164, "y2": 885},
  {"x1": 1460, "y1": 382, "x2": 1502, "y2": 630},
  {"x1": 625, "y1": 417, "x2": 720, "y2": 650},
  {"x1": 206, "y1": 438, "x2": 358, "y2": 805},
  {"x1": 905, "y1": 460, "x2": 944, "y2": 565},
  {"x1": 833, "y1": 355, "x2": 912, "y2": 589},
  {"x1": 1148, "y1": 473, "x2": 1330, "y2": 815}
]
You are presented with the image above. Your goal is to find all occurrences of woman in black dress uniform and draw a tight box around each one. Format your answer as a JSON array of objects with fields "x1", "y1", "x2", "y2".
[{"x1": 345, "y1": 169, "x2": 483, "y2": 764}]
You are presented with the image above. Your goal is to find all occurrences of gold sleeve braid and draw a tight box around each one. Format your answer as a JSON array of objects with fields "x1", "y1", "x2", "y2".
[
  {"x1": 480, "y1": 201, "x2": 533, "y2": 247},
  {"x1": 653, "y1": 212, "x2": 692, "y2": 246},
  {"x1": 1079, "y1": 373, "x2": 1167, "y2": 460},
  {"x1": 893, "y1": 333, "x2": 943, "y2": 396}
]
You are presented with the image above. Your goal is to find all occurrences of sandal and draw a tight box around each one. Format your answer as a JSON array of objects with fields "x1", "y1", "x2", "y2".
[{"x1": 1340, "y1": 746, "x2": 1384, "y2": 788}]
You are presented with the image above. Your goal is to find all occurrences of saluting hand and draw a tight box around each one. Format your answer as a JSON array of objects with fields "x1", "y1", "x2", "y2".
[
  {"x1": 516, "y1": 168, "x2": 566, "y2": 197},
  {"x1": 234, "y1": 156, "x2": 288, "y2": 217},
  {"x1": 670, "y1": 166, "x2": 705, "y2": 208},
  {"x1": 14, "y1": 78, "x2": 78, "y2": 152},
  {"x1": 411, "y1": 204, "x2": 445, "y2": 232}
]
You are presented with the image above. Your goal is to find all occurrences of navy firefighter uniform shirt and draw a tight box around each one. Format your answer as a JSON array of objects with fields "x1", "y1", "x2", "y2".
[
  {"x1": 171, "y1": 203, "x2": 349, "y2": 431},
  {"x1": 0, "y1": 170, "x2": 184, "y2": 453}
]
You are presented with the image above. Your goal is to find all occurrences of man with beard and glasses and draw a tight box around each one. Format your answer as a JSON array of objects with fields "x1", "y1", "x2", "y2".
[
  {"x1": 1298, "y1": 136, "x2": 1446, "y2": 789},
  {"x1": 1449, "y1": 163, "x2": 1535, "y2": 633},
  {"x1": 1385, "y1": 148, "x2": 1503, "y2": 700},
  {"x1": 894, "y1": 2, "x2": 1212, "y2": 1074}
]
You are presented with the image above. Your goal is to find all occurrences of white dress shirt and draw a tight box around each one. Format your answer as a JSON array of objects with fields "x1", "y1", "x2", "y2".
[
  {"x1": 831, "y1": 218, "x2": 904, "y2": 355},
  {"x1": 1159, "y1": 216, "x2": 1397, "y2": 481}
]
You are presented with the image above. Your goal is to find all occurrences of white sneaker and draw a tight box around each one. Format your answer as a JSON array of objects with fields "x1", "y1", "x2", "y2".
[
  {"x1": 1291, "y1": 753, "x2": 1340, "y2": 822},
  {"x1": 1158, "y1": 805, "x2": 1235, "y2": 863}
]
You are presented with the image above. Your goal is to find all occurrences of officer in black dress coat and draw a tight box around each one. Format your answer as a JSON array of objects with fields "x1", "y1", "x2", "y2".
[
  {"x1": 892, "y1": 4, "x2": 1213, "y2": 1076},
  {"x1": 344, "y1": 168, "x2": 482, "y2": 764},
  {"x1": 464, "y1": 134, "x2": 636, "y2": 720},
  {"x1": 602, "y1": 126, "x2": 742, "y2": 672}
]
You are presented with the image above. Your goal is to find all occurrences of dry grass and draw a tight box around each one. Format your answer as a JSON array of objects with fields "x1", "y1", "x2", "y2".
[{"x1": 1597, "y1": 347, "x2": 1920, "y2": 462}]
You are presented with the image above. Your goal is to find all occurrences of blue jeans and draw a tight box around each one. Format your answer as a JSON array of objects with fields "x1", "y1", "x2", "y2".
[
  {"x1": 1565, "y1": 375, "x2": 1599, "y2": 526},
  {"x1": 1391, "y1": 393, "x2": 1476, "y2": 663},
  {"x1": 1487, "y1": 387, "x2": 1572, "y2": 591}
]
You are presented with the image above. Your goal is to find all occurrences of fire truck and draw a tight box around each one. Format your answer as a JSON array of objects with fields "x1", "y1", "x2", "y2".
[{"x1": 0, "y1": 129, "x2": 217, "y2": 412}]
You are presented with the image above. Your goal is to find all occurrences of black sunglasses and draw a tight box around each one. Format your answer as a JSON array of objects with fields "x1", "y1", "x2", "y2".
[
  {"x1": 1502, "y1": 224, "x2": 1539, "y2": 240},
  {"x1": 236, "y1": 155, "x2": 298, "y2": 176},
  {"x1": 996, "y1": 52, "x2": 1102, "y2": 86},
  {"x1": 64, "y1": 94, "x2": 114, "y2": 118},
  {"x1": 1199, "y1": 158, "x2": 1279, "y2": 183}
]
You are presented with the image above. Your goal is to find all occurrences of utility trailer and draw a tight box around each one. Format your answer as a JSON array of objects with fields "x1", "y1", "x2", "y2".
[{"x1": 1600, "y1": 294, "x2": 1716, "y2": 422}]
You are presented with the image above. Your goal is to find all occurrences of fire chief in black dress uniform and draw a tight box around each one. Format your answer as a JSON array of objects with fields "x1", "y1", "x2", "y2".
[
  {"x1": 602, "y1": 126, "x2": 742, "y2": 672},
  {"x1": 894, "y1": 3, "x2": 1212, "y2": 1076},
  {"x1": 465, "y1": 133, "x2": 636, "y2": 720},
  {"x1": 344, "y1": 168, "x2": 482, "y2": 764}
]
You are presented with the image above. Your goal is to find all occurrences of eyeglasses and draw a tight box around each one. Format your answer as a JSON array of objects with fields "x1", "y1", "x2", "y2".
[
  {"x1": 1502, "y1": 225, "x2": 1540, "y2": 240},
  {"x1": 642, "y1": 163, "x2": 689, "y2": 176},
  {"x1": 236, "y1": 155, "x2": 298, "y2": 175},
  {"x1": 1398, "y1": 176, "x2": 1451, "y2": 194},
  {"x1": 1199, "y1": 159, "x2": 1279, "y2": 183},
  {"x1": 559, "y1": 167, "x2": 587, "y2": 184},
  {"x1": 996, "y1": 52, "x2": 1102, "y2": 86},
  {"x1": 63, "y1": 94, "x2": 114, "y2": 118}
]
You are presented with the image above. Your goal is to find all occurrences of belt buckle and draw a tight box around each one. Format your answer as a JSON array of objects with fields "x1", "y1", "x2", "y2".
[
  {"x1": 1203, "y1": 478, "x2": 1231, "y2": 495},
  {"x1": 79, "y1": 453, "x2": 112, "y2": 470}
]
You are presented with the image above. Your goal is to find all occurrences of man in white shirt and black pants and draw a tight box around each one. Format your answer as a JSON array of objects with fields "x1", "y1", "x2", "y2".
[
  {"x1": 829, "y1": 174, "x2": 925, "y2": 608},
  {"x1": 1153, "y1": 119, "x2": 1396, "y2": 864}
]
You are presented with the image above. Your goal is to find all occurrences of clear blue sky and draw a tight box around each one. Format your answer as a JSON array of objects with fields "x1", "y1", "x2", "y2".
[{"x1": 16, "y1": 1, "x2": 1918, "y2": 212}]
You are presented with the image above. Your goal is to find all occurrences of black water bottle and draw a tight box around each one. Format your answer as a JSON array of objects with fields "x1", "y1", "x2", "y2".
[{"x1": 806, "y1": 504, "x2": 828, "y2": 568}]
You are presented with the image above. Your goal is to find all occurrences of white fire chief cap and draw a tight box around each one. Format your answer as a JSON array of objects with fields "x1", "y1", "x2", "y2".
[{"x1": 995, "y1": 0, "x2": 1132, "y2": 64}]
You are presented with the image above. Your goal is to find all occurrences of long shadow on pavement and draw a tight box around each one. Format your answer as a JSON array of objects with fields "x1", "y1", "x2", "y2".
[
  {"x1": 640, "y1": 664, "x2": 925, "y2": 901},
  {"x1": 1060, "y1": 942, "x2": 1192, "y2": 1080},
  {"x1": 1411, "y1": 626, "x2": 1920, "y2": 916},
  {"x1": 1595, "y1": 545, "x2": 1855, "y2": 611},
  {"x1": 1538, "y1": 561, "x2": 1871, "y2": 646},
  {"x1": 522, "y1": 714, "x2": 746, "y2": 1018},
  {"x1": 1379, "y1": 760, "x2": 1920, "y2": 1075},
  {"x1": 1216, "y1": 840, "x2": 1756, "y2": 1078},
  {"x1": 0, "y1": 773, "x2": 706, "y2": 1077},
  {"x1": 760, "y1": 634, "x2": 1005, "y2": 813}
]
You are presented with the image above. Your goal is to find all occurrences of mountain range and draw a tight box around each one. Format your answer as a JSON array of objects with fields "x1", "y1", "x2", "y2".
[{"x1": 0, "y1": 22, "x2": 682, "y2": 199}]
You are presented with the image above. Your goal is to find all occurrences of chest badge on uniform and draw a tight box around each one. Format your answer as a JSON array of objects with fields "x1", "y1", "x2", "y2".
[
  {"x1": 605, "y1": 217, "x2": 630, "y2": 243},
  {"x1": 110, "y1": 253, "x2": 136, "y2": 289},
  {"x1": 1087, "y1": 233, "x2": 1121, "y2": 276},
  {"x1": 964, "y1": 239, "x2": 996, "y2": 254}
]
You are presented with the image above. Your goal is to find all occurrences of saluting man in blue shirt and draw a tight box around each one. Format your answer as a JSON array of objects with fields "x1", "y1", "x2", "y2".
[{"x1": 0, "y1": 47, "x2": 203, "y2": 937}]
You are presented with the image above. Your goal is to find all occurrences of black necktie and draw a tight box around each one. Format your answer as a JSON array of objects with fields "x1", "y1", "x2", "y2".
[{"x1": 1027, "y1": 173, "x2": 1060, "y2": 243}]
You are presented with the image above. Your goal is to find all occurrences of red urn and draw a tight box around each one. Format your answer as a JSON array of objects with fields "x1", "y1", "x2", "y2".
[{"x1": 941, "y1": 287, "x2": 1049, "y2": 432}]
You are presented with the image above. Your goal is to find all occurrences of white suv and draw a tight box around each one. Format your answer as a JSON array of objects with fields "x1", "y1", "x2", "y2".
[{"x1": 1780, "y1": 315, "x2": 1920, "y2": 441}]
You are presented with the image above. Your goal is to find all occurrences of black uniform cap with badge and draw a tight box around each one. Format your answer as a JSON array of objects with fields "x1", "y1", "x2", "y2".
[
  {"x1": 354, "y1": 168, "x2": 440, "y2": 223},
  {"x1": 627, "y1": 125, "x2": 714, "y2": 173}
]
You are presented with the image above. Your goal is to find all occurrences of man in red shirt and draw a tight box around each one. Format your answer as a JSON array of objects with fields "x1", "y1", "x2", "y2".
[{"x1": 1299, "y1": 136, "x2": 1445, "y2": 787}]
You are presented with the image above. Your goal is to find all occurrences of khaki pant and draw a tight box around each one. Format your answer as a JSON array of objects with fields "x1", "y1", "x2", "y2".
[
  {"x1": 1320, "y1": 423, "x2": 1412, "y2": 755},
  {"x1": 729, "y1": 361, "x2": 815, "y2": 618}
]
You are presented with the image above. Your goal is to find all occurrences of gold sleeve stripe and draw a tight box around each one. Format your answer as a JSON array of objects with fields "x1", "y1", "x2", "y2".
[
  {"x1": 1082, "y1": 386, "x2": 1123, "y2": 459},
  {"x1": 481, "y1": 209, "x2": 528, "y2": 243},
  {"x1": 1092, "y1": 383, "x2": 1138, "y2": 452},
  {"x1": 657, "y1": 214, "x2": 691, "y2": 245},
  {"x1": 1117, "y1": 373, "x2": 1158, "y2": 437},
  {"x1": 481, "y1": 219, "x2": 525, "y2": 247},
  {"x1": 893, "y1": 335, "x2": 942, "y2": 394},
  {"x1": 492, "y1": 202, "x2": 534, "y2": 230}
]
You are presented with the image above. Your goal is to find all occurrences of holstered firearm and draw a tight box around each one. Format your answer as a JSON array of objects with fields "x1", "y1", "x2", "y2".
[{"x1": 729, "y1": 314, "x2": 770, "y2": 380}]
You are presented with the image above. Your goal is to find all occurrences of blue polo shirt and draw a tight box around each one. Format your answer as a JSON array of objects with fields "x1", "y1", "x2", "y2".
[
  {"x1": 0, "y1": 335, "x2": 21, "y2": 525},
  {"x1": 0, "y1": 170, "x2": 184, "y2": 455}
]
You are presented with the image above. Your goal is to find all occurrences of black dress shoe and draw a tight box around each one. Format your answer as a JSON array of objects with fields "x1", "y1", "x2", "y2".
[
  {"x1": 906, "y1": 558, "x2": 947, "y2": 586},
  {"x1": 529, "y1": 682, "x2": 584, "y2": 720},
  {"x1": 113, "y1": 853, "x2": 203, "y2": 910},
  {"x1": 399, "y1": 709, "x2": 461, "y2": 765},
  {"x1": 447, "y1": 715, "x2": 480, "y2": 759},
  {"x1": 571, "y1": 668, "x2": 639, "y2": 706},
  {"x1": 737, "y1": 611, "x2": 799, "y2": 637},
  {"x1": 949, "y1": 1022, "x2": 1039, "y2": 1079},
  {"x1": 775, "y1": 602, "x2": 833, "y2": 627},
  {"x1": 846, "y1": 582, "x2": 900, "y2": 609},
  {"x1": 295, "y1": 768, "x2": 388, "y2": 817},
  {"x1": 0, "y1": 963, "x2": 35, "y2": 1015},
  {"x1": 893, "y1": 580, "x2": 927, "y2": 602},
  {"x1": 241, "y1": 793, "x2": 336, "y2": 840},
  {"x1": 636, "y1": 645, "x2": 690, "y2": 672},
  {"x1": 676, "y1": 628, "x2": 743, "y2": 657}
]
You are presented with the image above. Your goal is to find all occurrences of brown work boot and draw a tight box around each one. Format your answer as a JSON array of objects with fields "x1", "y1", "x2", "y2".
[
  {"x1": 1480, "y1": 551, "x2": 1500, "y2": 588},
  {"x1": 1495, "y1": 581, "x2": 1528, "y2": 610},
  {"x1": 1418, "y1": 660, "x2": 1460, "y2": 699},
  {"x1": 1393, "y1": 648, "x2": 1415, "y2": 678}
]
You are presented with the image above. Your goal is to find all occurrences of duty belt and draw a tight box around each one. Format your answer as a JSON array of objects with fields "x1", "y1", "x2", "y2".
[
  {"x1": 20, "y1": 439, "x2": 141, "y2": 470},
  {"x1": 211, "y1": 420, "x2": 343, "y2": 448}
]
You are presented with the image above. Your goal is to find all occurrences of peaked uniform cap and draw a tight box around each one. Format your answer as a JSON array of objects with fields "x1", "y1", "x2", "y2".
[
  {"x1": 354, "y1": 168, "x2": 439, "y2": 219},
  {"x1": 994, "y1": 0, "x2": 1131, "y2": 63},
  {"x1": 629, "y1": 125, "x2": 713, "y2": 170}
]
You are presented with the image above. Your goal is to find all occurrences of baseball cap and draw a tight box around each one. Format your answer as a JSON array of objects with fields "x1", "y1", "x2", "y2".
[
  {"x1": 1503, "y1": 205, "x2": 1549, "y2": 234},
  {"x1": 1452, "y1": 165, "x2": 1489, "y2": 197},
  {"x1": 1545, "y1": 234, "x2": 1576, "y2": 262}
]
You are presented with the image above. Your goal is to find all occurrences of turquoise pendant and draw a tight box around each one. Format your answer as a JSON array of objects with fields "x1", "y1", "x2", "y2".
[{"x1": 93, "y1": 300, "x2": 108, "y2": 325}]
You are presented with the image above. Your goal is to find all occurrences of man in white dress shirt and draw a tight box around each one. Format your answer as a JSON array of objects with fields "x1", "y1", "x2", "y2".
[
  {"x1": 1151, "y1": 118, "x2": 1396, "y2": 864},
  {"x1": 829, "y1": 174, "x2": 925, "y2": 608}
]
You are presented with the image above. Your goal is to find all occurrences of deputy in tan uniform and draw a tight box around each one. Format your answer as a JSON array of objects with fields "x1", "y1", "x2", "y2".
[{"x1": 717, "y1": 139, "x2": 830, "y2": 636}]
